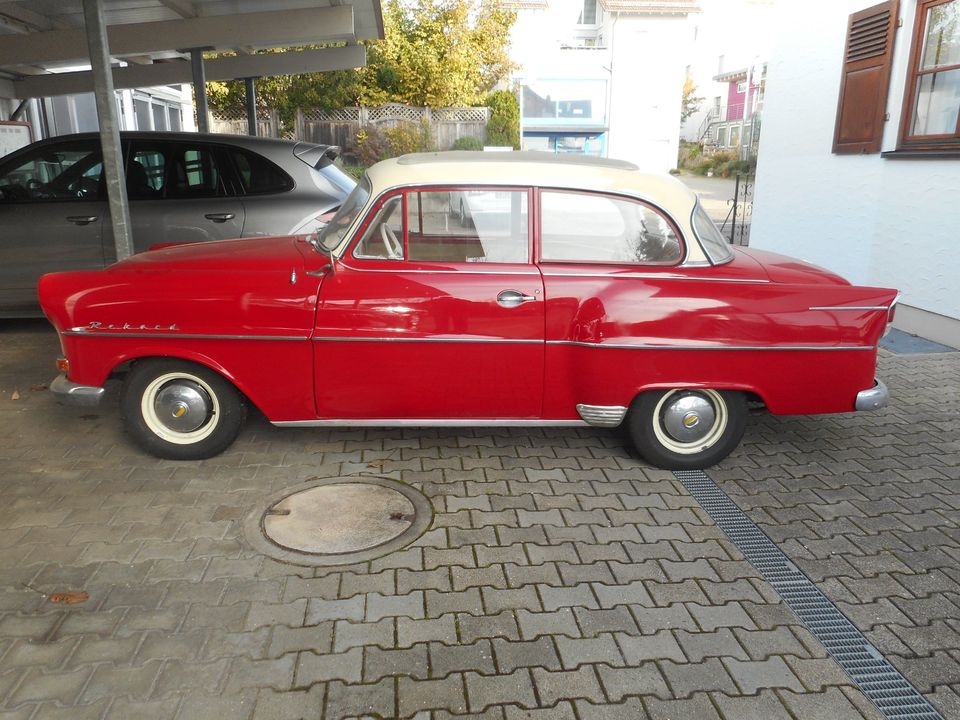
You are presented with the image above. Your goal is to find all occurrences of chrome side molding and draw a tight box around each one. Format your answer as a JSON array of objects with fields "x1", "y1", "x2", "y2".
[{"x1": 575, "y1": 404, "x2": 628, "y2": 427}]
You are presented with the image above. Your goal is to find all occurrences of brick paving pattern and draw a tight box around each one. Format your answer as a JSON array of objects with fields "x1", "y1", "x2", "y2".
[{"x1": 0, "y1": 318, "x2": 956, "y2": 719}]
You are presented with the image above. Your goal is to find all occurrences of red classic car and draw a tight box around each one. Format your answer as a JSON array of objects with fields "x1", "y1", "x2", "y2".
[{"x1": 38, "y1": 152, "x2": 898, "y2": 469}]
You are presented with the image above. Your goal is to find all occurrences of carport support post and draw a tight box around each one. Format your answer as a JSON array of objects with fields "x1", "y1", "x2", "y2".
[
  {"x1": 191, "y1": 49, "x2": 209, "y2": 133},
  {"x1": 81, "y1": 0, "x2": 134, "y2": 261},
  {"x1": 244, "y1": 77, "x2": 257, "y2": 136}
]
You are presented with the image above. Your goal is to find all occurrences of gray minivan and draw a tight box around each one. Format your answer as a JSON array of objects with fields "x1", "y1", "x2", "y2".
[{"x1": 0, "y1": 132, "x2": 354, "y2": 317}]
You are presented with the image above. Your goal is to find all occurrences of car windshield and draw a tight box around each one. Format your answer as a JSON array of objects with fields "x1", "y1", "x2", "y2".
[
  {"x1": 692, "y1": 201, "x2": 734, "y2": 264},
  {"x1": 317, "y1": 175, "x2": 371, "y2": 252}
]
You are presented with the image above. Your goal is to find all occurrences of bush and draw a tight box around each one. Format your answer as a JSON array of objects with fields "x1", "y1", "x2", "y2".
[
  {"x1": 340, "y1": 164, "x2": 367, "y2": 180},
  {"x1": 451, "y1": 136, "x2": 484, "y2": 151},
  {"x1": 356, "y1": 120, "x2": 434, "y2": 165},
  {"x1": 485, "y1": 90, "x2": 520, "y2": 149}
]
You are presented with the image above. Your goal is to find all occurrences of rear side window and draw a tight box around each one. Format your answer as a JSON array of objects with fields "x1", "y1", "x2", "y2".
[
  {"x1": 540, "y1": 190, "x2": 682, "y2": 265},
  {"x1": 229, "y1": 148, "x2": 293, "y2": 195},
  {"x1": 167, "y1": 145, "x2": 224, "y2": 198}
]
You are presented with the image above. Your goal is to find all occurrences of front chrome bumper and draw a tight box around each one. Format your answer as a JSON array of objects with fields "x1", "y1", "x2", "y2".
[
  {"x1": 50, "y1": 374, "x2": 105, "y2": 407},
  {"x1": 855, "y1": 379, "x2": 889, "y2": 411}
]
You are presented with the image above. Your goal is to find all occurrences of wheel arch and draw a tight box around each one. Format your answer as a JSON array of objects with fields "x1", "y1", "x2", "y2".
[
  {"x1": 629, "y1": 381, "x2": 768, "y2": 411},
  {"x1": 108, "y1": 351, "x2": 263, "y2": 416}
]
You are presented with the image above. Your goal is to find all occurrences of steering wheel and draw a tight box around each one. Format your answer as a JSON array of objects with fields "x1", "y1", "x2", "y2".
[{"x1": 380, "y1": 223, "x2": 403, "y2": 259}]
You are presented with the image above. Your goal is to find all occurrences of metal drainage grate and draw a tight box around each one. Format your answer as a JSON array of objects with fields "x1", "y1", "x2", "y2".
[{"x1": 673, "y1": 469, "x2": 944, "y2": 720}]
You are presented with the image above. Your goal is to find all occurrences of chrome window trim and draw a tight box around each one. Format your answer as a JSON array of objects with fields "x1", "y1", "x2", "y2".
[
  {"x1": 63, "y1": 330, "x2": 308, "y2": 341},
  {"x1": 546, "y1": 340, "x2": 875, "y2": 351},
  {"x1": 273, "y1": 418, "x2": 588, "y2": 428}
]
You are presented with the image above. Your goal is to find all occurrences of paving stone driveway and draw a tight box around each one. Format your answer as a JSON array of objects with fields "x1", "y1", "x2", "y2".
[{"x1": 0, "y1": 319, "x2": 957, "y2": 720}]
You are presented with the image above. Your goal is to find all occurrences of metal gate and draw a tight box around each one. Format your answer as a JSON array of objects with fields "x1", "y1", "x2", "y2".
[{"x1": 720, "y1": 173, "x2": 753, "y2": 246}]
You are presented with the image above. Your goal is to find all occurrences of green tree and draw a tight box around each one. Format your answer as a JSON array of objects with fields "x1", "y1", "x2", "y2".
[
  {"x1": 484, "y1": 90, "x2": 520, "y2": 149},
  {"x1": 359, "y1": 0, "x2": 516, "y2": 107},
  {"x1": 206, "y1": 0, "x2": 516, "y2": 124}
]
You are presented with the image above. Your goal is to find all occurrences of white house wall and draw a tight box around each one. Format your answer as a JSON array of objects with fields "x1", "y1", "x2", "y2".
[
  {"x1": 751, "y1": 0, "x2": 960, "y2": 346},
  {"x1": 606, "y1": 14, "x2": 688, "y2": 173}
]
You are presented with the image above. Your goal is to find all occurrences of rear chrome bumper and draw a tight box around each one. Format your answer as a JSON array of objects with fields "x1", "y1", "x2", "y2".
[
  {"x1": 50, "y1": 374, "x2": 104, "y2": 407},
  {"x1": 855, "y1": 379, "x2": 889, "y2": 411}
]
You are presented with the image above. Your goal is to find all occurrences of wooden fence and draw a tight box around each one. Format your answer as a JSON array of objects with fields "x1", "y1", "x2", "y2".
[{"x1": 208, "y1": 104, "x2": 490, "y2": 153}]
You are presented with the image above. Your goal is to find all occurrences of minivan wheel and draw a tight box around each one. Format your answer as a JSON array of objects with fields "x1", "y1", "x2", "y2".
[
  {"x1": 121, "y1": 359, "x2": 245, "y2": 460},
  {"x1": 627, "y1": 389, "x2": 746, "y2": 470}
]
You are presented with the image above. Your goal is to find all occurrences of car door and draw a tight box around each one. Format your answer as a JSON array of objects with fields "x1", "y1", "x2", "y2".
[
  {"x1": 120, "y1": 139, "x2": 244, "y2": 257},
  {"x1": 0, "y1": 139, "x2": 107, "y2": 315},
  {"x1": 314, "y1": 186, "x2": 545, "y2": 419}
]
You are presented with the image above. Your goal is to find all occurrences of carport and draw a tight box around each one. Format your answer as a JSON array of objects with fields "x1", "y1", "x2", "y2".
[{"x1": 0, "y1": 0, "x2": 383, "y2": 261}]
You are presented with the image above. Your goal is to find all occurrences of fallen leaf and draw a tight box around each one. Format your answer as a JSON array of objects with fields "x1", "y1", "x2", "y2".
[
  {"x1": 367, "y1": 459, "x2": 387, "y2": 469},
  {"x1": 30, "y1": 384, "x2": 48, "y2": 392},
  {"x1": 10, "y1": 390, "x2": 20, "y2": 401},
  {"x1": 48, "y1": 591, "x2": 89, "y2": 605},
  {"x1": 389, "y1": 512, "x2": 405, "y2": 521}
]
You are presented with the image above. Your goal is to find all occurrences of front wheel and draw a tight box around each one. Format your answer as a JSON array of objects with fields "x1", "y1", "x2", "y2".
[
  {"x1": 121, "y1": 359, "x2": 246, "y2": 460},
  {"x1": 626, "y1": 389, "x2": 746, "y2": 470}
]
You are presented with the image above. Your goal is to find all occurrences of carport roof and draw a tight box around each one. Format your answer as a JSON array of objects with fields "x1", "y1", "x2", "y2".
[{"x1": 0, "y1": 0, "x2": 383, "y2": 96}]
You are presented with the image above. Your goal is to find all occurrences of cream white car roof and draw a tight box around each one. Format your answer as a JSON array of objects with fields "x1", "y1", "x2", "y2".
[{"x1": 354, "y1": 151, "x2": 709, "y2": 264}]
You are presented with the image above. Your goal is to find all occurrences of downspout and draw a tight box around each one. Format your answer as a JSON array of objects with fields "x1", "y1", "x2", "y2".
[{"x1": 603, "y1": 12, "x2": 619, "y2": 158}]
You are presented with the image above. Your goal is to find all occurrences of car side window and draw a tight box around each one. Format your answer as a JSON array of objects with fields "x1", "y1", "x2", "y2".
[
  {"x1": 166, "y1": 145, "x2": 224, "y2": 199},
  {"x1": 406, "y1": 189, "x2": 529, "y2": 263},
  {"x1": 354, "y1": 196, "x2": 404, "y2": 260},
  {"x1": 128, "y1": 149, "x2": 165, "y2": 200},
  {"x1": 540, "y1": 190, "x2": 682, "y2": 264},
  {"x1": 0, "y1": 143, "x2": 103, "y2": 202},
  {"x1": 228, "y1": 148, "x2": 293, "y2": 195}
]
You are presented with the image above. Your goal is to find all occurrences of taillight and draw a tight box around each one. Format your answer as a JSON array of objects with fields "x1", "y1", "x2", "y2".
[{"x1": 56, "y1": 357, "x2": 69, "y2": 373}]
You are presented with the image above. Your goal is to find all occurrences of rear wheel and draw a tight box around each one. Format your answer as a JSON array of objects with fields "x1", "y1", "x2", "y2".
[
  {"x1": 121, "y1": 359, "x2": 245, "y2": 460},
  {"x1": 627, "y1": 388, "x2": 746, "y2": 470}
]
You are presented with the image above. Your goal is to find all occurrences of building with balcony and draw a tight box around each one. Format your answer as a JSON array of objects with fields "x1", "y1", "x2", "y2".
[
  {"x1": 505, "y1": 0, "x2": 699, "y2": 173},
  {"x1": 698, "y1": 63, "x2": 765, "y2": 155}
]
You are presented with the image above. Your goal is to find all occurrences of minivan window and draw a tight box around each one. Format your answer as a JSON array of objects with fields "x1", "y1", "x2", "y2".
[
  {"x1": 229, "y1": 149, "x2": 294, "y2": 195},
  {"x1": 166, "y1": 145, "x2": 224, "y2": 198}
]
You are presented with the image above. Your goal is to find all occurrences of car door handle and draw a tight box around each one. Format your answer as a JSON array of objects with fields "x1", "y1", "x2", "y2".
[
  {"x1": 497, "y1": 290, "x2": 537, "y2": 308},
  {"x1": 204, "y1": 213, "x2": 235, "y2": 223},
  {"x1": 66, "y1": 215, "x2": 98, "y2": 225}
]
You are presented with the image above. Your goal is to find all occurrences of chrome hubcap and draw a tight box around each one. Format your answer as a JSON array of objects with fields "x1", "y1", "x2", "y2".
[
  {"x1": 661, "y1": 392, "x2": 717, "y2": 444},
  {"x1": 154, "y1": 380, "x2": 212, "y2": 433}
]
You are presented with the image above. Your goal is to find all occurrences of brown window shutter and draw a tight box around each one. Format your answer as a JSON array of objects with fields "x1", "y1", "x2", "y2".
[{"x1": 833, "y1": 1, "x2": 899, "y2": 154}]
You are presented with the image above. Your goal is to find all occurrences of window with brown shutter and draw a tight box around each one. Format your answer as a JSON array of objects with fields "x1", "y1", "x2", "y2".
[
  {"x1": 833, "y1": 1, "x2": 899, "y2": 154},
  {"x1": 898, "y1": 0, "x2": 960, "y2": 152}
]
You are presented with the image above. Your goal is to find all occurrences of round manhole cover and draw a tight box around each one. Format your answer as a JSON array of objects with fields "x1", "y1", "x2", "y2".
[{"x1": 244, "y1": 477, "x2": 433, "y2": 567}]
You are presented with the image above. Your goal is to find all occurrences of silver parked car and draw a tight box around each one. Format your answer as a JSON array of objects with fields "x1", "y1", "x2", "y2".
[{"x1": 0, "y1": 132, "x2": 354, "y2": 317}]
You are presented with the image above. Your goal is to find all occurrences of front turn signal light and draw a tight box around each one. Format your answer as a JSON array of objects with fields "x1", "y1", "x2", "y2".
[{"x1": 56, "y1": 357, "x2": 69, "y2": 373}]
